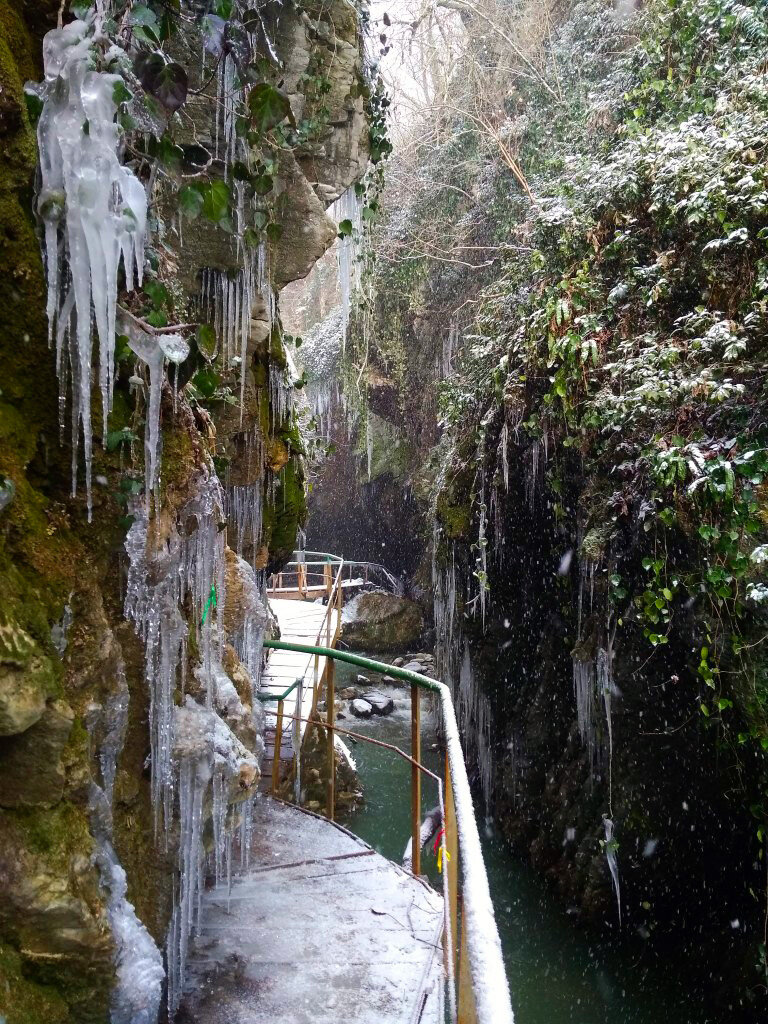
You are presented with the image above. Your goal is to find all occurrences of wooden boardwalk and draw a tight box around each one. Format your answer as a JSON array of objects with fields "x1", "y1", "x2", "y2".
[
  {"x1": 177, "y1": 797, "x2": 445, "y2": 1024},
  {"x1": 259, "y1": 598, "x2": 342, "y2": 784}
]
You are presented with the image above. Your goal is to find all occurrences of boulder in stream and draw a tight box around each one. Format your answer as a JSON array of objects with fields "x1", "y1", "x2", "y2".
[
  {"x1": 342, "y1": 593, "x2": 424, "y2": 652},
  {"x1": 363, "y1": 690, "x2": 395, "y2": 716},
  {"x1": 350, "y1": 698, "x2": 374, "y2": 718}
]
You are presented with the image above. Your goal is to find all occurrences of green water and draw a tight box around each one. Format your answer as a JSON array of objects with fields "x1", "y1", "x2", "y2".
[{"x1": 334, "y1": 659, "x2": 709, "y2": 1024}]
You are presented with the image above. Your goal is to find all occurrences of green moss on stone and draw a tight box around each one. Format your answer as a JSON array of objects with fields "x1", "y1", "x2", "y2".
[{"x1": 0, "y1": 943, "x2": 69, "y2": 1024}]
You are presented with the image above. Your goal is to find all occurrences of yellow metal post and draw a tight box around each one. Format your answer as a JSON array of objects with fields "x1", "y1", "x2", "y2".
[
  {"x1": 411, "y1": 683, "x2": 421, "y2": 875},
  {"x1": 271, "y1": 700, "x2": 284, "y2": 795},
  {"x1": 457, "y1": 899, "x2": 478, "y2": 1024},
  {"x1": 445, "y1": 751, "x2": 459, "y2": 978},
  {"x1": 326, "y1": 657, "x2": 335, "y2": 820}
]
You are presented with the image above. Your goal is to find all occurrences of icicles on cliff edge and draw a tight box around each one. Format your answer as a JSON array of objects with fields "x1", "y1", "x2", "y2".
[
  {"x1": 124, "y1": 471, "x2": 229, "y2": 834},
  {"x1": 166, "y1": 699, "x2": 259, "y2": 1016},
  {"x1": 36, "y1": 18, "x2": 147, "y2": 517},
  {"x1": 88, "y1": 668, "x2": 165, "y2": 1024},
  {"x1": 329, "y1": 186, "x2": 363, "y2": 341},
  {"x1": 433, "y1": 528, "x2": 494, "y2": 814}
]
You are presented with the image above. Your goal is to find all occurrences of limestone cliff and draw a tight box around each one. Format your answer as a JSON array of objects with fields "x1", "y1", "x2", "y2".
[{"x1": 0, "y1": 1, "x2": 369, "y2": 1020}]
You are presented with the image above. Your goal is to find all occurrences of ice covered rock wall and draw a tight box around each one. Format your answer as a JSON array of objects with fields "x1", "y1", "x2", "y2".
[{"x1": 0, "y1": 0, "x2": 370, "y2": 1019}]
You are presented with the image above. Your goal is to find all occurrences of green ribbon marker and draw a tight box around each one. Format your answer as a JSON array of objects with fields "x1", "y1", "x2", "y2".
[{"x1": 201, "y1": 583, "x2": 217, "y2": 625}]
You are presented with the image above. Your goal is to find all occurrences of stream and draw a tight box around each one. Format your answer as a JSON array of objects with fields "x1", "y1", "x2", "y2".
[{"x1": 334, "y1": 657, "x2": 711, "y2": 1024}]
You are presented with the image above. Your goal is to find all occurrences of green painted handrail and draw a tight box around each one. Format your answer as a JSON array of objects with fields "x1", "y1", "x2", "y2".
[
  {"x1": 262, "y1": 640, "x2": 441, "y2": 693},
  {"x1": 254, "y1": 676, "x2": 302, "y2": 702}
]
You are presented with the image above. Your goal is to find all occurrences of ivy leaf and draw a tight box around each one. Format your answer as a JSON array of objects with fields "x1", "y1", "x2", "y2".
[
  {"x1": 253, "y1": 174, "x2": 274, "y2": 196},
  {"x1": 179, "y1": 185, "x2": 204, "y2": 219},
  {"x1": 196, "y1": 324, "x2": 218, "y2": 360},
  {"x1": 265, "y1": 222, "x2": 282, "y2": 242},
  {"x1": 202, "y1": 180, "x2": 231, "y2": 224},
  {"x1": 130, "y1": 3, "x2": 161, "y2": 43},
  {"x1": 181, "y1": 144, "x2": 212, "y2": 170},
  {"x1": 106, "y1": 427, "x2": 138, "y2": 452},
  {"x1": 191, "y1": 367, "x2": 221, "y2": 398},
  {"x1": 112, "y1": 80, "x2": 134, "y2": 107},
  {"x1": 201, "y1": 14, "x2": 226, "y2": 56},
  {"x1": 232, "y1": 161, "x2": 252, "y2": 181},
  {"x1": 151, "y1": 62, "x2": 189, "y2": 113},
  {"x1": 134, "y1": 53, "x2": 188, "y2": 113},
  {"x1": 253, "y1": 210, "x2": 268, "y2": 229},
  {"x1": 338, "y1": 218, "x2": 353, "y2": 237},
  {"x1": 248, "y1": 83, "x2": 295, "y2": 135}
]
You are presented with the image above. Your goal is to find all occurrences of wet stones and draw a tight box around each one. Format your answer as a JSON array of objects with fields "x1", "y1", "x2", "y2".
[{"x1": 350, "y1": 698, "x2": 374, "y2": 718}]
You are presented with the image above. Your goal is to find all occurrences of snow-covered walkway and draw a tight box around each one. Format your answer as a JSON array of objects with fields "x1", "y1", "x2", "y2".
[{"x1": 176, "y1": 797, "x2": 445, "y2": 1023}]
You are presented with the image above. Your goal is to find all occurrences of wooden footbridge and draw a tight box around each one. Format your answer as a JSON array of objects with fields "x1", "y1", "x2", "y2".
[{"x1": 177, "y1": 552, "x2": 513, "y2": 1024}]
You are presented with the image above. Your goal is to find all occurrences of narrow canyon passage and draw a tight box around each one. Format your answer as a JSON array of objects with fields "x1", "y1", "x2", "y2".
[{"x1": 1, "y1": 1, "x2": 768, "y2": 1023}]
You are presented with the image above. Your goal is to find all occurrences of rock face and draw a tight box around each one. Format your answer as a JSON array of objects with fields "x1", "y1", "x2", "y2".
[
  {"x1": 343, "y1": 593, "x2": 424, "y2": 652},
  {"x1": 0, "y1": 0, "x2": 369, "y2": 1018}
]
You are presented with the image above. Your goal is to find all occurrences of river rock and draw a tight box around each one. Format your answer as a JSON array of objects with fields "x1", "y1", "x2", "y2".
[
  {"x1": 356, "y1": 674, "x2": 371, "y2": 684},
  {"x1": 350, "y1": 698, "x2": 373, "y2": 718},
  {"x1": 392, "y1": 657, "x2": 405, "y2": 667},
  {"x1": 363, "y1": 690, "x2": 395, "y2": 715},
  {"x1": 403, "y1": 661, "x2": 425, "y2": 674},
  {"x1": 339, "y1": 687, "x2": 358, "y2": 700},
  {"x1": 342, "y1": 593, "x2": 424, "y2": 652}
]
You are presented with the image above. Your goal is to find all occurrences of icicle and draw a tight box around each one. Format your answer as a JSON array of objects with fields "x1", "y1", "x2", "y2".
[
  {"x1": 36, "y1": 20, "x2": 147, "y2": 515},
  {"x1": 329, "y1": 186, "x2": 363, "y2": 342},
  {"x1": 499, "y1": 421, "x2": 509, "y2": 491},
  {"x1": 603, "y1": 817, "x2": 621, "y2": 925},
  {"x1": 573, "y1": 657, "x2": 597, "y2": 773},
  {"x1": 88, "y1": 665, "x2": 165, "y2": 1024}
]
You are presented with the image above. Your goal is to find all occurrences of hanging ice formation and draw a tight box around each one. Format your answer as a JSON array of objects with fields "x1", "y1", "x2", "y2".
[
  {"x1": 300, "y1": 306, "x2": 345, "y2": 435},
  {"x1": 124, "y1": 471, "x2": 229, "y2": 835},
  {"x1": 438, "y1": 318, "x2": 459, "y2": 378},
  {"x1": 88, "y1": 670, "x2": 165, "y2": 1024},
  {"x1": 166, "y1": 698, "x2": 259, "y2": 1015},
  {"x1": 124, "y1": 467, "x2": 267, "y2": 1016},
  {"x1": 458, "y1": 645, "x2": 494, "y2": 816},
  {"x1": 572, "y1": 657, "x2": 598, "y2": 770},
  {"x1": 36, "y1": 17, "x2": 148, "y2": 518},
  {"x1": 329, "y1": 186, "x2": 363, "y2": 341},
  {"x1": 433, "y1": 528, "x2": 494, "y2": 814},
  {"x1": 199, "y1": 246, "x2": 275, "y2": 425},
  {"x1": 603, "y1": 817, "x2": 622, "y2": 925}
]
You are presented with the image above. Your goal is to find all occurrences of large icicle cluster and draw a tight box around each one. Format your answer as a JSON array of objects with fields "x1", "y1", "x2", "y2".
[
  {"x1": 433, "y1": 532, "x2": 494, "y2": 814},
  {"x1": 329, "y1": 186, "x2": 363, "y2": 340},
  {"x1": 124, "y1": 466, "x2": 268, "y2": 1015},
  {"x1": 166, "y1": 697, "x2": 259, "y2": 1015},
  {"x1": 37, "y1": 18, "x2": 147, "y2": 517},
  {"x1": 89, "y1": 671, "x2": 165, "y2": 1024},
  {"x1": 124, "y1": 471, "x2": 229, "y2": 833}
]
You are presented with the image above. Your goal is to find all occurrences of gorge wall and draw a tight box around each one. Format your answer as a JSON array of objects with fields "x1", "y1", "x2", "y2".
[
  {"x1": 0, "y1": 1, "x2": 369, "y2": 1020},
  {"x1": 302, "y1": 0, "x2": 768, "y2": 1017}
]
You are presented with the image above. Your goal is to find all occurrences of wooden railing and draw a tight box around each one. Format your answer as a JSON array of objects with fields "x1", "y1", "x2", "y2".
[
  {"x1": 258, "y1": 558, "x2": 345, "y2": 812},
  {"x1": 261, "y1": 639, "x2": 515, "y2": 1024},
  {"x1": 268, "y1": 550, "x2": 402, "y2": 598}
]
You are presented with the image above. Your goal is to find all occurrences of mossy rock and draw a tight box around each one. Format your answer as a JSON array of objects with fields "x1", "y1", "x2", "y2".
[{"x1": 342, "y1": 593, "x2": 424, "y2": 652}]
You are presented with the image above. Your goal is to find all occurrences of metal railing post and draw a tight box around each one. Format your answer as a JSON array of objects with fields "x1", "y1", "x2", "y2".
[
  {"x1": 411, "y1": 683, "x2": 421, "y2": 876},
  {"x1": 458, "y1": 905, "x2": 478, "y2": 1024},
  {"x1": 326, "y1": 657, "x2": 335, "y2": 820},
  {"x1": 445, "y1": 751, "x2": 459, "y2": 979},
  {"x1": 272, "y1": 700, "x2": 284, "y2": 795},
  {"x1": 293, "y1": 678, "x2": 302, "y2": 804}
]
